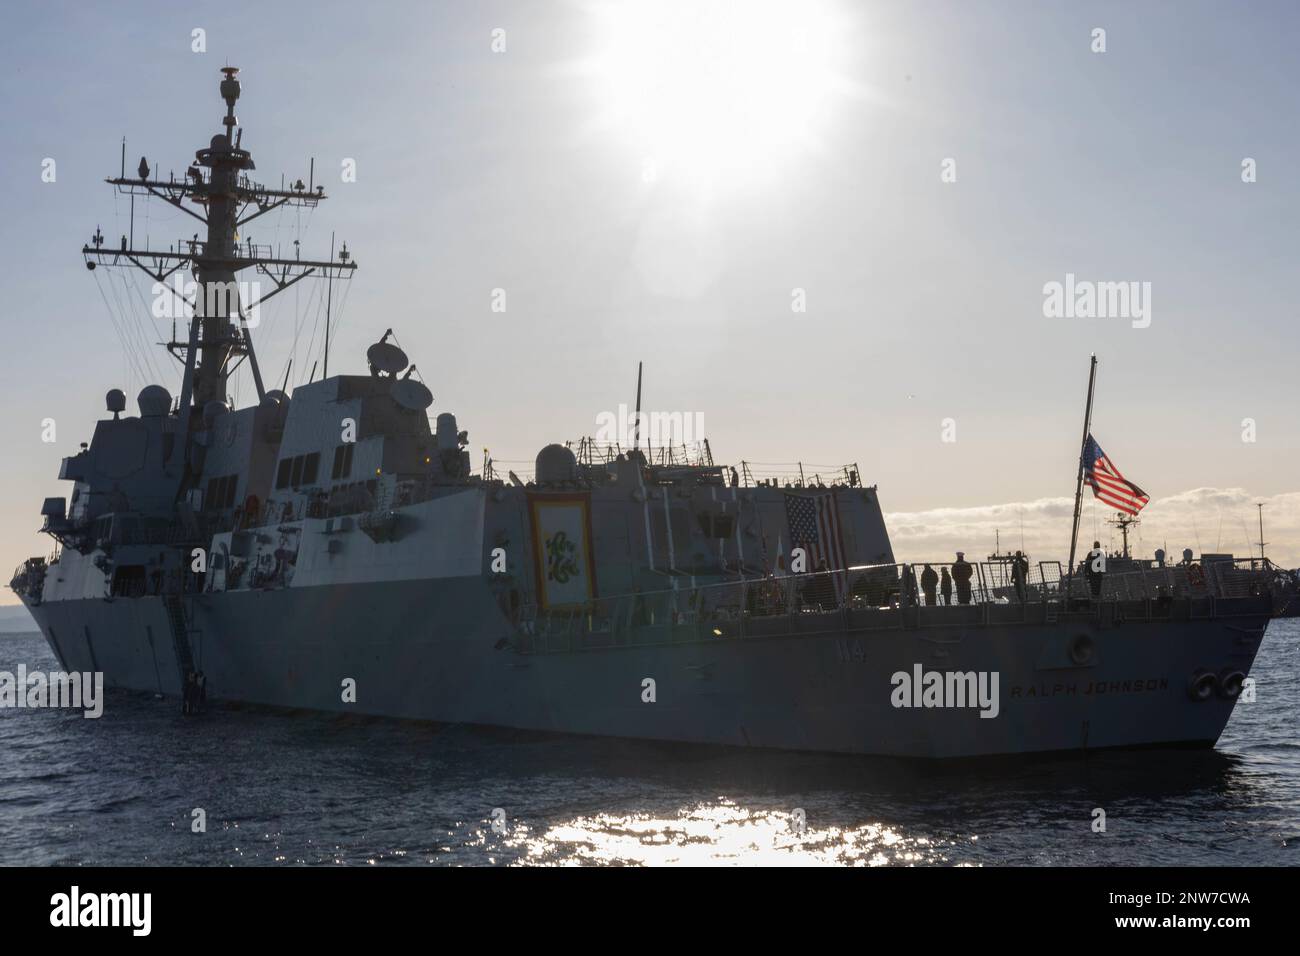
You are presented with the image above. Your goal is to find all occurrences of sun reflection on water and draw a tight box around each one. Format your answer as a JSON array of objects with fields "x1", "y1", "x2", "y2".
[{"x1": 494, "y1": 801, "x2": 963, "y2": 866}]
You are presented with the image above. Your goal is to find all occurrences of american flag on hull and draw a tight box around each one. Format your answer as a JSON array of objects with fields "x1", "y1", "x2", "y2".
[
  {"x1": 783, "y1": 491, "x2": 847, "y2": 594},
  {"x1": 1084, "y1": 434, "x2": 1150, "y2": 516}
]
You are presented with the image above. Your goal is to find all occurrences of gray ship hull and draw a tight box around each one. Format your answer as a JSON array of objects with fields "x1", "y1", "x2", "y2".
[{"x1": 23, "y1": 583, "x2": 1269, "y2": 759}]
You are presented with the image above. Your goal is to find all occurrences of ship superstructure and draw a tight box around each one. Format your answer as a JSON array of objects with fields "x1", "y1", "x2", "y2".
[{"x1": 8, "y1": 70, "x2": 1283, "y2": 758}]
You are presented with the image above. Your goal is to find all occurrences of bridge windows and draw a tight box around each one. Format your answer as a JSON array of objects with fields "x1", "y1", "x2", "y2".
[
  {"x1": 275, "y1": 452, "x2": 322, "y2": 490},
  {"x1": 205, "y1": 474, "x2": 239, "y2": 510},
  {"x1": 331, "y1": 443, "x2": 354, "y2": 480}
]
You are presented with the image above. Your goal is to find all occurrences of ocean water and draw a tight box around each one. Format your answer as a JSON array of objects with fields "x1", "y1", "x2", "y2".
[{"x1": 0, "y1": 622, "x2": 1296, "y2": 866}]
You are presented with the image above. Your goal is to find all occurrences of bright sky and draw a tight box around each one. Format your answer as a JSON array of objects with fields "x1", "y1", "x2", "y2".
[{"x1": 2, "y1": 0, "x2": 1298, "y2": 604}]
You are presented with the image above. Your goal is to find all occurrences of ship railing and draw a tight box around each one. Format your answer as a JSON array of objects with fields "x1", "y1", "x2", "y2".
[
  {"x1": 514, "y1": 562, "x2": 1031, "y2": 652},
  {"x1": 109, "y1": 514, "x2": 225, "y2": 547},
  {"x1": 483, "y1": 460, "x2": 535, "y2": 484},
  {"x1": 1075, "y1": 560, "x2": 1276, "y2": 602},
  {"x1": 1201, "y1": 558, "x2": 1276, "y2": 598},
  {"x1": 737, "y1": 461, "x2": 863, "y2": 489},
  {"x1": 512, "y1": 557, "x2": 1282, "y2": 652},
  {"x1": 178, "y1": 237, "x2": 275, "y2": 260},
  {"x1": 570, "y1": 439, "x2": 716, "y2": 470},
  {"x1": 8, "y1": 563, "x2": 31, "y2": 594},
  {"x1": 9, "y1": 557, "x2": 49, "y2": 602}
]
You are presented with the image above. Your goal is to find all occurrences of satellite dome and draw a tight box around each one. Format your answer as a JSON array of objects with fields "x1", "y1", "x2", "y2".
[
  {"x1": 535, "y1": 444, "x2": 578, "y2": 485},
  {"x1": 106, "y1": 389, "x2": 126, "y2": 417},
  {"x1": 263, "y1": 389, "x2": 289, "y2": 405},
  {"x1": 137, "y1": 384, "x2": 172, "y2": 417}
]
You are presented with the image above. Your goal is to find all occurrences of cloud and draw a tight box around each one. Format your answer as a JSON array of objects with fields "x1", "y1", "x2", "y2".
[{"x1": 886, "y1": 488, "x2": 1300, "y2": 569}]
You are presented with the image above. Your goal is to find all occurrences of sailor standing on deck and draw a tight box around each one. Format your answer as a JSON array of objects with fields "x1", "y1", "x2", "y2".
[
  {"x1": 1086, "y1": 540, "x2": 1106, "y2": 598},
  {"x1": 952, "y1": 553, "x2": 974, "y2": 604},
  {"x1": 901, "y1": 565, "x2": 919, "y2": 608},
  {"x1": 806, "y1": 559, "x2": 837, "y2": 610},
  {"x1": 940, "y1": 567, "x2": 953, "y2": 605},
  {"x1": 920, "y1": 564, "x2": 939, "y2": 606},
  {"x1": 1011, "y1": 550, "x2": 1029, "y2": 603}
]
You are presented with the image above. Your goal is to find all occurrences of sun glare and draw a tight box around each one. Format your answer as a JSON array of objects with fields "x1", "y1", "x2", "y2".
[{"x1": 584, "y1": 0, "x2": 849, "y2": 193}]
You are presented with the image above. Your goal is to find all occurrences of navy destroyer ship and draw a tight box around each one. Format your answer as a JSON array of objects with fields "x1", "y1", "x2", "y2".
[{"x1": 8, "y1": 70, "x2": 1282, "y2": 758}]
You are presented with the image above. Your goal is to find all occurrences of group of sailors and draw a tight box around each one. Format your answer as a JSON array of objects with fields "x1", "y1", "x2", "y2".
[
  {"x1": 916, "y1": 554, "x2": 975, "y2": 605},
  {"x1": 640, "y1": 543, "x2": 1125, "y2": 623},
  {"x1": 805, "y1": 549, "x2": 1054, "y2": 610},
  {"x1": 875, "y1": 552, "x2": 985, "y2": 607}
]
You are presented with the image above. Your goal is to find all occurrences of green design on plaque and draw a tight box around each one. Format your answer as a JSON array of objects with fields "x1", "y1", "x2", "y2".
[{"x1": 545, "y1": 530, "x2": 581, "y2": 584}]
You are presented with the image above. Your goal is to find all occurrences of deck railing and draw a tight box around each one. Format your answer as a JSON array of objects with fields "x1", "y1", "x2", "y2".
[{"x1": 513, "y1": 558, "x2": 1282, "y2": 653}]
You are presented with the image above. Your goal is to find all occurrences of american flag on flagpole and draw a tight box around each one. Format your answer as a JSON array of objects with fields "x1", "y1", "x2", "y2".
[
  {"x1": 783, "y1": 491, "x2": 847, "y2": 593},
  {"x1": 1084, "y1": 434, "x2": 1150, "y2": 516}
]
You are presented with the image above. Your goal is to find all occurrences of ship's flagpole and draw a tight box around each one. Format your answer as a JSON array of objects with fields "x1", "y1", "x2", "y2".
[{"x1": 1065, "y1": 354, "x2": 1098, "y2": 598}]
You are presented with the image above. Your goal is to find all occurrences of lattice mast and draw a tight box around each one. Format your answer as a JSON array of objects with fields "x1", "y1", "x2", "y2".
[
  {"x1": 82, "y1": 67, "x2": 357, "y2": 411},
  {"x1": 1107, "y1": 512, "x2": 1139, "y2": 559}
]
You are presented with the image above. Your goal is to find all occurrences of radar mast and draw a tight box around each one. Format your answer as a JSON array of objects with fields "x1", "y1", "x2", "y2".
[
  {"x1": 1107, "y1": 512, "x2": 1139, "y2": 559},
  {"x1": 82, "y1": 67, "x2": 357, "y2": 411}
]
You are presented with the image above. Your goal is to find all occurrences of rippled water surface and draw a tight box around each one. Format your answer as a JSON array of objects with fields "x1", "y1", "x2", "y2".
[{"x1": 1, "y1": 622, "x2": 1297, "y2": 866}]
